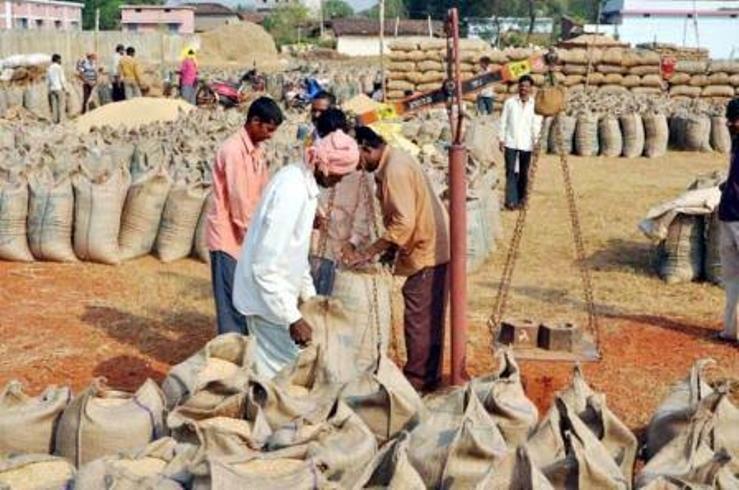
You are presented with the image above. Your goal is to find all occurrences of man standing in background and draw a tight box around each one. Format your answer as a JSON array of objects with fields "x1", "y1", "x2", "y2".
[
  {"x1": 119, "y1": 47, "x2": 147, "y2": 99},
  {"x1": 111, "y1": 44, "x2": 125, "y2": 102},
  {"x1": 476, "y1": 56, "x2": 495, "y2": 115},
  {"x1": 499, "y1": 75, "x2": 542, "y2": 210},
  {"x1": 47, "y1": 54, "x2": 67, "y2": 124},
  {"x1": 76, "y1": 52, "x2": 98, "y2": 114},
  {"x1": 206, "y1": 97, "x2": 284, "y2": 335},
  {"x1": 717, "y1": 97, "x2": 739, "y2": 344}
]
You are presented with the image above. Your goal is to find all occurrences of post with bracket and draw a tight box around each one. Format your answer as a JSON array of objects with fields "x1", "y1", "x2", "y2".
[{"x1": 446, "y1": 8, "x2": 468, "y2": 386}]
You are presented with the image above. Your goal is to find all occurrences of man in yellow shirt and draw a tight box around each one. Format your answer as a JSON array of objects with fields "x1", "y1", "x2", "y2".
[{"x1": 118, "y1": 46, "x2": 148, "y2": 99}]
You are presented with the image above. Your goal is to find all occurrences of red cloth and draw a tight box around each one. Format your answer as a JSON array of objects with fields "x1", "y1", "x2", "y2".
[{"x1": 180, "y1": 58, "x2": 197, "y2": 86}]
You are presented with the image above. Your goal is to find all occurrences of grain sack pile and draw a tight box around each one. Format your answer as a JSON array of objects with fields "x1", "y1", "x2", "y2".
[
  {"x1": 6, "y1": 345, "x2": 725, "y2": 488},
  {"x1": 639, "y1": 172, "x2": 725, "y2": 284}
]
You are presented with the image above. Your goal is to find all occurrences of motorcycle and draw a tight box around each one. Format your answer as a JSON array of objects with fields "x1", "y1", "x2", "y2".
[{"x1": 195, "y1": 69, "x2": 266, "y2": 109}]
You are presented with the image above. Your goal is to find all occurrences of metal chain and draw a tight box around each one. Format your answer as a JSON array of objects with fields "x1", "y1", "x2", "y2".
[{"x1": 489, "y1": 113, "x2": 599, "y2": 346}]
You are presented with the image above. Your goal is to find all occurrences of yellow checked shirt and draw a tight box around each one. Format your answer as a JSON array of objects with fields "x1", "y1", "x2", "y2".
[{"x1": 375, "y1": 147, "x2": 450, "y2": 276}]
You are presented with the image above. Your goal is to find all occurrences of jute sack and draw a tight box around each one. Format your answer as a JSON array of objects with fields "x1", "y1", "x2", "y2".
[
  {"x1": 0, "y1": 175, "x2": 34, "y2": 262},
  {"x1": 526, "y1": 398, "x2": 630, "y2": 489},
  {"x1": 709, "y1": 60, "x2": 739, "y2": 74},
  {"x1": 55, "y1": 378, "x2": 167, "y2": 466},
  {"x1": 631, "y1": 87, "x2": 663, "y2": 96},
  {"x1": 669, "y1": 73, "x2": 691, "y2": 85},
  {"x1": 575, "y1": 113, "x2": 600, "y2": 156},
  {"x1": 597, "y1": 64, "x2": 628, "y2": 74},
  {"x1": 0, "y1": 381, "x2": 71, "y2": 454},
  {"x1": 708, "y1": 72, "x2": 731, "y2": 85},
  {"x1": 357, "y1": 431, "x2": 425, "y2": 489},
  {"x1": 66, "y1": 84, "x2": 83, "y2": 118},
  {"x1": 599, "y1": 114, "x2": 623, "y2": 157},
  {"x1": 562, "y1": 64, "x2": 588, "y2": 75},
  {"x1": 558, "y1": 367, "x2": 638, "y2": 484},
  {"x1": 192, "y1": 454, "x2": 328, "y2": 490},
  {"x1": 0, "y1": 454, "x2": 75, "y2": 490},
  {"x1": 155, "y1": 182, "x2": 209, "y2": 263},
  {"x1": 387, "y1": 80, "x2": 414, "y2": 92},
  {"x1": 329, "y1": 270, "x2": 392, "y2": 374},
  {"x1": 689, "y1": 74, "x2": 710, "y2": 87},
  {"x1": 670, "y1": 85, "x2": 703, "y2": 97},
  {"x1": 192, "y1": 191, "x2": 211, "y2": 263},
  {"x1": 418, "y1": 60, "x2": 444, "y2": 72},
  {"x1": 534, "y1": 86, "x2": 566, "y2": 117},
  {"x1": 585, "y1": 72, "x2": 605, "y2": 85},
  {"x1": 645, "y1": 358, "x2": 715, "y2": 459},
  {"x1": 563, "y1": 74, "x2": 584, "y2": 87},
  {"x1": 620, "y1": 113, "x2": 645, "y2": 158},
  {"x1": 638, "y1": 451, "x2": 739, "y2": 489},
  {"x1": 657, "y1": 214, "x2": 705, "y2": 284},
  {"x1": 74, "y1": 437, "x2": 196, "y2": 490},
  {"x1": 622, "y1": 75, "x2": 641, "y2": 88},
  {"x1": 710, "y1": 116, "x2": 733, "y2": 154},
  {"x1": 72, "y1": 164, "x2": 130, "y2": 264},
  {"x1": 27, "y1": 168, "x2": 77, "y2": 262},
  {"x1": 118, "y1": 165, "x2": 172, "y2": 260},
  {"x1": 641, "y1": 74, "x2": 665, "y2": 88},
  {"x1": 391, "y1": 40, "x2": 418, "y2": 51},
  {"x1": 676, "y1": 60, "x2": 708, "y2": 74},
  {"x1": 548, "y1": 114, "x2": 576, "y2": 154},
  {"x1": 730, "y1": 74, "x2": 739, "y2": 86},
  {"x1": 604, "y1": 73, "x2": 624, "y2": 85},
  {"x1": 388, "y1": 71, "x2": 409, "y2": 82},
  {"x1": 340, "y1": 354, "x2": 425, "y2": 445},
  {"x1": 643, "y1": 113, "x2": 669, "y2": 158},
  {"x1": 680, "y1": 115, "x2": 712, "y2": 152},
  {"x1": 637, "y1": 398, "x2": 739, "y2": 488},
  {"x1": 474, "y1": 446, "x2": 554, "y2": 490},
  {"x1": 388, "y1": 62, "x2": 415, "y2": 73},
  {"x1": 630, "y1": 65, "x2": 661, "y2": 76},
  {"x1": 162, "y1": 333, "x2": 254, "y2": 410},
  {"x1": 23, "y1": 83, "x2": 51, "y2": 120},
  {"x1": 702, "y1": 85, "x2": 735, "y2": 98},
  {"x1": 408, "y1": 386, "x2": 508, "y2": 489},
  {"x1": 705, "y1": 212, "x2": 722, "y2": 285}
]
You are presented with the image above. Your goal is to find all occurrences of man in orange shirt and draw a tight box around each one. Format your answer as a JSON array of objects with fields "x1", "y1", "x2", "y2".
[{"x1": 206, "y1": 97, "x2": 284, "y2": 335}]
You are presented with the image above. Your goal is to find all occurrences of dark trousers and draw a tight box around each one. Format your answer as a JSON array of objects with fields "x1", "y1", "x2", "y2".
[
  {"x1": 402, "y1": 263, "x2": 448, "y2": 391},
  {"x1": 477, "y1": 95, "x2": 494, "y2": 115},
  {"x1": 112, "y1": 81, "x2": 125, "y2": 102},
  {"x1": 504, "y1": 147, "x2": 532, "y2": 208},
  {"x1": 309, "y1": 256, "x2": 336, "y2": 296},
  {"x1": 82, "y1": 84, "x2": 94, "y2": 114},
  {"x1": 210, "y1": 251, "x2": 247, "y2": 336}
]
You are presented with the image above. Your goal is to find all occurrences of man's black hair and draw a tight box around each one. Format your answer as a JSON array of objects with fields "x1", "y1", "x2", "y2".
[
  {"x1": 518, "y1": 75, "x2": 534, "y2": 86},
  {"x1": 480, "y1": 56, "x2": 492, "y2": 65},
  {"x1": 126, "y1": 47, "x2": 136, "y2": 56},
  {"x1": 247, "y1": 96, "x2": 284, "y2": 126},
  {"x1": 355, "y1": 126, "x2": 386, "y2": 149},
  {"x1": 116, "y1": 44, "x2": 125, "y2": 53},
  {"x1": 312, "y1": 90, "x2": 336, "y2": 106},
  {"x1": 728, "y1": 98, "x2": 739, "y2": 122},
  {"x1": 316, "y1": 108, "x2": 348, "y2": 137},
  {"x1": 51, "y1": 54, "x2": 61, "y2": 63}
]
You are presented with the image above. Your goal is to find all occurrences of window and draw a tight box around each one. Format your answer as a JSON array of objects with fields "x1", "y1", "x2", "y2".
[
  {"x1": 70, "y1": 20, "x2": 79, "y2": 29},
  {"x1": 16, "y1": 18, "x2": 28, "y2": 29},
  {"x1": 642, "y1": 13, "x2": 651, "y2": 18},
  {"x1": 35, "y1": 19, "x2": 43, "y2": 28},
  {"x1": 135, "y1": 8, "x2": 141, "y2": 12},
  {"x1": 127, "y1": 22, "x2": 138, "y2": 31},
  {"x1": 168, "y1": 22, "x2": 179, "y2": 32},
  {"x1": 687, "y1": 14, "x2": 693, "y2": 18},
  {"x1": 164, "y1": 8, "x2": 171, "y2": 12},
  {"x1": 54, "y1": 20, "x2": 62, "y2": 29}
]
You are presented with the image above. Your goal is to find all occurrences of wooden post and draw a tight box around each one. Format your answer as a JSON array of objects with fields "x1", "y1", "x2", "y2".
[
  {"x1": 394, "y1": 16, "x2": 399, "y2": 37},
  {"x1": 379, "y1": 0, "x2": 385, "y2": 102},
  {"x1": 427, "y1": 14, "x2": 432, "y2": 37},
  {"x1": 94, "y1": 8, "x2": 99, "y2": 55},
  {"x1": 320, "y1": 0, "x2": 325, "y2": 38}
]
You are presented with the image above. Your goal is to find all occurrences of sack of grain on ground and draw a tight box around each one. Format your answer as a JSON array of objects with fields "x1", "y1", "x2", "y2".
[
  {"x1": 669, "y1": 72, "x2": 692, "y2": 85},
  {"x1": 656, "y1": 214, "x2": 705, "y2": 284},
  {"x1": 548, "y1": 114, "x2": 576, "y2": 155},
  {"x1": 0, "y1": 454, "x2": 75, "y2": 490},
  {"x1": 575, "y1": 113, "x2": 599, "y2": 157},
  {"x1": 620, "y1": 113, "x2": 646, "y2": 158},
  {"x1": 54, "y1": 378, "x2": 167, "y2": 466},
  {"x1": 702, "y1": 85, "x2": 735, "y2": 98},
  {"x1": 72, "y1": 163, "x2": 130, "y2": 265},
  {"x1": 709, "y1": 60, "x2": 739, "y2": 74},
  {"x1": 597, "y1": 64, "x2": 628, "y2": 74},
  {"x1": 707, "y1": 72, "x2": 731, "y2": 85},
  {"x1": 0, "y1": 380, "x2": 71, "y2": 454},
  {"x1": 0, "y1": 174, "x2": 34, "y2": 262},
  {"x1": 27, "y1": 168, "x2": 78, "y2": 262},
  {"x1": 669, "y1": 85, "x2": 702, "y2": 98},
  {"x1": 155, "y1": 182, "x2": 209, "y2": 263},
  {"x1": 388, "y1": 62, "x2": 416, "y2": 73},
  {"x1": 193, "y1": 455, "x2": 330, "y2": 490},
  {"x1": 689, "y1": 74, "x2": 710, "y2": 87},
  {"x1": 676, "y1": 60, "x2": 708, "y2": 74},
  {"x1": 355, "y1": 431, "x2": 426, "y2": 489},
  {"x1": 640, "y1": 74, "x2": 665, "y2": 88},
  {"x1": 671, "y1": 115, "x2": 712, "y2": 152},
  {"x1": 630, "y1": 65, "x2": 661, "y2": 76},
  {"x1": 621, "y1": 74, "x2": 642, "y2": 88},
  {"x1": 710, "y1": 115, "x2": 733, "y2": 154},
  {"x1": 599, "y1": 114, "x2": 623, "y2": 157},
  {"x1": 643, "y1": 113, "x2": 669, "y2": 158},
  {"x1": 562, "y1": 64, "x2": 588, "y2": 75},
  {"x1": 704, "y1": 212, "x2": 722, "y2": 285},
  {"x1": 23, "y1": 83, "x2": 51, "y2": 120}
]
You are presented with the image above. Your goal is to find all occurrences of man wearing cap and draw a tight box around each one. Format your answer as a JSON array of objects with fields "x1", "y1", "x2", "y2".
[
  {"x1": 233, "y1": 117, "x2": 359, "y2": 378},
  {"x1": 717, "y1": 97, "x2": 739, "y2": 344}
]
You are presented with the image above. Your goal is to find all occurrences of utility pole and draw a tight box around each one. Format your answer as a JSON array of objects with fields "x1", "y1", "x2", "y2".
[
  {"x1": 320, "y1": 0, "x2": 325, "y2": 38},
  {"x1": 94, "y1": 8, "x2": 100, "y2": 56}
]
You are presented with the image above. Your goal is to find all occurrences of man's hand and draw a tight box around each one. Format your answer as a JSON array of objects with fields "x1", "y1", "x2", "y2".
[
  {"x1": 289, "y1": 318, "x2": 313, "y2": 347},
  {"x1": 499, "y1": 142, "x2": 505, "y2": 154},
  {"x1": 345, "y1": 248, "x2": 374, "y2": 267},
  {"x1": 313, "y1": 215, "x2": 327, "y2": 230}
]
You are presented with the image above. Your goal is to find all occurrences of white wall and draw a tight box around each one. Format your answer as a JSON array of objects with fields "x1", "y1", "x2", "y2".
[
  {"x1": 337, "y1": 35, "x2": 433, "y2": 57},
  {"x1": 585, "y1": 16, "x2": 739, "y2": 59}
]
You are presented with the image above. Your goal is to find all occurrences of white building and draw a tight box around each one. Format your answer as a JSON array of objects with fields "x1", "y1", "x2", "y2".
[
  {"x1": 467, "y1": 17, "x2": 555, "y2": 44},
  {"x1": 590, "y1": 0, "x2": 739, "y2": 58}
]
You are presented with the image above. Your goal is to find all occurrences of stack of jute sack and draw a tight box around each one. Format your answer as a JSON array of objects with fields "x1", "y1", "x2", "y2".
[
  {"x1": 0, "y1": 107, "x2": 303, "y2": 265},
  {"x1": 668, "y1": 60, "x2": 739, "y2": 100},
  {"x1": 639, "y1": 172, "x2": 726, "y2": 285}
]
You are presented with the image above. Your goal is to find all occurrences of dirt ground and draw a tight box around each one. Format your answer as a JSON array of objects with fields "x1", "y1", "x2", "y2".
[{"x1": 0, "y1": 150, "x2": 736, "y2": 434}]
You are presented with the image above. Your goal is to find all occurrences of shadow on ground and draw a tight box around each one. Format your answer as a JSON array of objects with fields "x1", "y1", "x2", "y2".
[
  {"x1": 93, "y1": 354, "x2": 167, "y2": 391},
  {"x1": 585, "y1": 238, "x2": 656, "y2": 276}
]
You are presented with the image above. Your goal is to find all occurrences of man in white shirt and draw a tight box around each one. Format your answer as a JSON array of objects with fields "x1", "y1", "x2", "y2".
[
  {"x1": 46, "y1": 54, "x2": 67, "y2": 124},
  {"x1": 233, "y1": 125, "x2": 360, "y2": 378},
  {"x1": 498, "y1": 75, "x2": 543, "y2": 210}
]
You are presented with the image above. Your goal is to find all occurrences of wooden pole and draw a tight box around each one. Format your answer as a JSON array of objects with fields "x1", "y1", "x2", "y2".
[
  {"x1": 379, "y1": 0, "x2": 385, "y2": 102},
  {"x1": 394, "y1": 16, "x2": 399, "y2": 37},
  {"x1": 428, "y1": 14, "x2": 432, "y2": 37},
  {"x1": 320, "y1": 0, "x2": 325, "y2": 38},
  {"x1": 94, "y1": 8, "x2": 99, "y2": 55}
]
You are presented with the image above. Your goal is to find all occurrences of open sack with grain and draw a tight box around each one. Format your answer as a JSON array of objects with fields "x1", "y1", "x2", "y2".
[{"x1": 639, "y1": 172, "x2": 727, "y2": 285}]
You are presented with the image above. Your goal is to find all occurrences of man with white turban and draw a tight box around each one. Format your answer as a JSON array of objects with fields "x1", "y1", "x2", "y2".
[{"x1": 233, "y1": 115, "x2": 360, "y2": 378}]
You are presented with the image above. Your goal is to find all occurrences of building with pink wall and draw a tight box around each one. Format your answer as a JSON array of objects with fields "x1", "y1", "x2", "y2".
[
  {"x1": 119, "y1": 5, "x2": 195, "y2": 35},
  {"x1": 0, "y1": 0, "x2": 82, "y2": 30}
]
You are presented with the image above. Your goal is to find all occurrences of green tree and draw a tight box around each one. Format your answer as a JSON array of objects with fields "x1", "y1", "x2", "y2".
[
  {"x1": 365, "y1": 0, "x2": 407, "y2": 19},
  {"x1": 324, "y1": 0, "x2": 354, "y2": 19},
  {"x1": 82, "y1": 0, "x2": 160, "y2": 31},
  {"x1": 263, "y1": 3, "x2": 311, "y2": 47}
]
